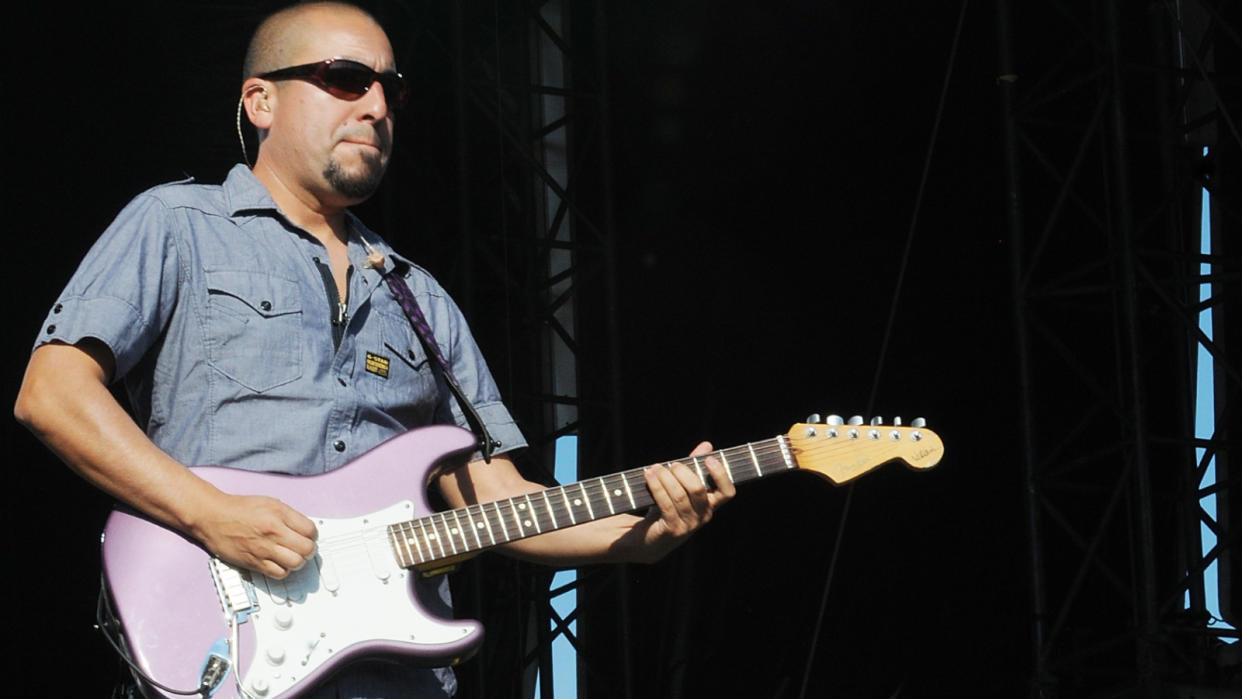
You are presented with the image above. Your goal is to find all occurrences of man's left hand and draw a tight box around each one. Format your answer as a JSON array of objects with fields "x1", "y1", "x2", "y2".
[{"x1": 636, "y1": 441, "x2": 736, "y2": 559}]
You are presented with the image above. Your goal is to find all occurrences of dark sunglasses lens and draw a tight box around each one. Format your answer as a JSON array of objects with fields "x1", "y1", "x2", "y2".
[
  {"x1": 321, "y1": 62, "x2": 406, "y2": 108},
  {"x1": 378, "y1": 75, "x2": 408, "y2": 108},
  {"x1": 320, "y1": 64, "x2": 374, "y2": 99}
]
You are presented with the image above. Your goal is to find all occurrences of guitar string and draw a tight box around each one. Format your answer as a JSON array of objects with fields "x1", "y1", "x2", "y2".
[
  {"x1": 297, "y1": 438, "x2": 910, "y2": 569},
  {"x1": 297, "y1": 442, "x2": 789, "y2": 565},
  {"x1": 320, "y1": 439, "x2": 878, "y2": 551}
]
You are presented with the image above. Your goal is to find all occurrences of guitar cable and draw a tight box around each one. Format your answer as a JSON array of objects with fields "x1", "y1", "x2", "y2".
[{"x1": 95, "y1": 578, "x2": 218, "y2": 697}]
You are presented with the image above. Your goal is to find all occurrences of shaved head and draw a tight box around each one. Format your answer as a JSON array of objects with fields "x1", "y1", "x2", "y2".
[{"x1": 243, "y1": 2, "x2": 384, "y2": 78}]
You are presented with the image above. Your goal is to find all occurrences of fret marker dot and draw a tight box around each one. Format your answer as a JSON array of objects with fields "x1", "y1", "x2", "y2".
[
  {"x1": 573, "y1": 499, "x2": 582, "y2": 506},
  {"x1": 524, "y1": 520, "x2": 532, "y2": 527},
  {"x1": 613, "y1": 489, "x2": 622, "y2": 496},
  {"x1": 518, "y1": 503, "x2": 527, "y2": 511},
  {"x1": 451, "y1": 528, "x2": 459, "y2": 535},
  {"x1": 475, "y1": 522, "x2": 485, "y2": 529},
  {"x1": 428, "y1": 534, "x2": 437, "y2": 540}
]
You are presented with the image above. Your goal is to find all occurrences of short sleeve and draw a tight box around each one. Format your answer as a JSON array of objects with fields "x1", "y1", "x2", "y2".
[{"x1": 34, "y1": 192, "x2": 181, "y2": 381}]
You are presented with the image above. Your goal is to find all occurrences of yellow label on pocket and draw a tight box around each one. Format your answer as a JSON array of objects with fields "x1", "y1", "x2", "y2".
[{"x1": 365, "y1": 352, "x2": 391, "y2": 378}]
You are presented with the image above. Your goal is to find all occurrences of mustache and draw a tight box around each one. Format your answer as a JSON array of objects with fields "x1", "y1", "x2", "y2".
[{"x1": 339, "y1": 126, "x2": 392, "y2": 152}]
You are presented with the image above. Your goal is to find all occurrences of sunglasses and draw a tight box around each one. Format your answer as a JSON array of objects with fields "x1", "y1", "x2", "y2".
[{"x1": 257, "y1": 58, "x2": 407, "y2": 109}]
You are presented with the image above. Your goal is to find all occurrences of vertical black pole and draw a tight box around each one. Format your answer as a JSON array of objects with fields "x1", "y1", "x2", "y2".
[
  {"x1": 1103, "y1": 1, "x2": 1160, "y2": 695},
  {"x1": 997, "y1": 0, "x2": 1053, "y2": 696},
  {"x1": 591, "y1": 3, "x2": 633, "y2": 696}
]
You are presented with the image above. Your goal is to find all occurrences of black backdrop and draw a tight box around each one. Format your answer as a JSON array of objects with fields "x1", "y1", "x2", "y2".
[{"x1": 5, "y1": 2, "x2": 1027, "y2": 696}]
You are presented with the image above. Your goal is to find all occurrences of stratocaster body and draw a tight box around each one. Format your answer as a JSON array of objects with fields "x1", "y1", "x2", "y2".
[{"x1": 101, "y1": 425, "x2": 483, "y2": 699}]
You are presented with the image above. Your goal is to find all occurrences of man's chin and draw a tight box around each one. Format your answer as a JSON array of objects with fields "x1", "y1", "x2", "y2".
[{"x1": 324, "y1": 159, "x2": 387, "y2": 202}]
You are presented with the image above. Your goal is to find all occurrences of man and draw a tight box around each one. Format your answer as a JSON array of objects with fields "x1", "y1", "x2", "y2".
[{"x1": 13, "y1": 2, "x2": 733, "y2": 696}]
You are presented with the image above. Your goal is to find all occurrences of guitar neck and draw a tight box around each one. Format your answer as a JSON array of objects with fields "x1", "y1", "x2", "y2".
[
  {"x1": 387, "y1": 419, "x2": 944, "y2": 571},
  {"x1": 387, "y1": 437, "x2": 795, "y2": 570}
]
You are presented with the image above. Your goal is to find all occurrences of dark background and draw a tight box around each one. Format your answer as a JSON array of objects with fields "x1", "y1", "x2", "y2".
[{"x1": 7, "y1": 1, "x2": 1037, "y2": 696}]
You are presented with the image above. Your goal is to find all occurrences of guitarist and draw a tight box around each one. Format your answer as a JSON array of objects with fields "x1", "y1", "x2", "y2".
[{"x1": 13, "y1": 2, "x2": 735, "y2": 696}]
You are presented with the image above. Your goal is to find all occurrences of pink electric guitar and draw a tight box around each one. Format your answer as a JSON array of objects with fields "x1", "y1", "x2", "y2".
[{"x1": 101, "y1": 417, "x2": 943, "y2": 698}]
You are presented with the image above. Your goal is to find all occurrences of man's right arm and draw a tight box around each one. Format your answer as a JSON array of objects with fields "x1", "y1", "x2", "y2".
[{"x1": 14, "y1": 340, "x2": 317, "y2": 579}]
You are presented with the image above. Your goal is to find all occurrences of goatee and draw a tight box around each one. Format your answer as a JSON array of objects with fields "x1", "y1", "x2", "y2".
[{"x1": 324, "y1": 152, "x2": 386, "y2": 201}]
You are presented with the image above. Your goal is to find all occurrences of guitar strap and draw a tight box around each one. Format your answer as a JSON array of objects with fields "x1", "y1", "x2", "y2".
[{"x1": 380, "y1": 265, "x2": 502, "y2": 463}]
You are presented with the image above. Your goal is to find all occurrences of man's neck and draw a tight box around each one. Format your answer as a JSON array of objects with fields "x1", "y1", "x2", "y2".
[{"x1": 252, "y1": 158, "x2": 350, "y2": 248}]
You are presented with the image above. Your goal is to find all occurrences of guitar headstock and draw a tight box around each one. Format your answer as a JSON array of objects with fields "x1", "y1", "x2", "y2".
[{"x1": 786, "y1": 414, "x2": 944, "y2": 484}]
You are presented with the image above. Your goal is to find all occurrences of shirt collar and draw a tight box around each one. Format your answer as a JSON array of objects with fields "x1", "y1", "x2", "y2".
[{"x1": 222, "y1": 164, "x2": 280, "y2": 216}]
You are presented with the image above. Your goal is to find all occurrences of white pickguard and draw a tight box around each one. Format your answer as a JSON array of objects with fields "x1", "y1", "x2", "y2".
[{"x1": 223, "y1": 501, "x2": 475, "y2": 697}]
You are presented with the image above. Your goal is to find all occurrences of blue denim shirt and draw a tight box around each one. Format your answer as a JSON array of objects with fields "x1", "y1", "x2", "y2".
[{"x1": 35, "y1": 164, "x2": 526, "y2": 475}]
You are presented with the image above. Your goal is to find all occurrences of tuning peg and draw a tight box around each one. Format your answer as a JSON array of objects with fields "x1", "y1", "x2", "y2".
[
  {"x1": 826, "y1": 414, "x2": 844, "y2": 425},
  {"x1": 893, "y1": 416, "x2": 903, "y2": 426},
  {"x1": 870, "y1": 416, "x2": 883, "y2": 426},
  {"x1": 805, "y1": 413, "x2": 823, "y2": 424},
  {"x1": 911, "y1": 417, "x2": 926, "y2": 428},
  {"x1": 848, "y1": 415, "x2": 864, "y2": 426}
]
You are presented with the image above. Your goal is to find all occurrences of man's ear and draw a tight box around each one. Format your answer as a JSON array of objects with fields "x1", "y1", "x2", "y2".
[{"x1": 241, "y1": 78, "x2": 274, "y2": 130}]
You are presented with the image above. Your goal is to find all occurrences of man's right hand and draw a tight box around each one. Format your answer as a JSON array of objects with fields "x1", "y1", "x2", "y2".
[{"x1": 191, "y1": 490, "x2": 319, "y2": 580}]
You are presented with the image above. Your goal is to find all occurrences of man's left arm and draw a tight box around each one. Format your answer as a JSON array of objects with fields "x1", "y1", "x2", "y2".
[{"x1": 435, "y1": 444, "x2": 736, "y2": 566}]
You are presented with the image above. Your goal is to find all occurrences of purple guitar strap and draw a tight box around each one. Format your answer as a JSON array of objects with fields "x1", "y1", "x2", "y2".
[{"x1": 381, "y1": 268, "x2": 501, "y2": 463}]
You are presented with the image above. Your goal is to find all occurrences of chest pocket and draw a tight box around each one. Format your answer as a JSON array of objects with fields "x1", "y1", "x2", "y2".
[
  {"x1": 205, "y1": 270, "x2": 303, "y2": 393},
  {"x1": 359, "y1": 309, "x2": 442, "y2": 425}
]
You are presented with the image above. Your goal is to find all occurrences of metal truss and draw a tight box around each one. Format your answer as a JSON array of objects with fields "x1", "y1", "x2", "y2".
[
  {"x1": 374, "y1": 1, "x2": 624, "y2": 697},
  {"x1": 999, "y1": 0, "x2": 1239, "y2": 695}
]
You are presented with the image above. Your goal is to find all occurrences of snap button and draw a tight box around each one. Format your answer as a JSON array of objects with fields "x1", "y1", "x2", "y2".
[
  {"x1": 333, "y1": 440, "x2": 346, "y2": 452},
  {"x1": 53, "y1": 304, "x2": 63, "y2": 314},
  {"x1": 260, "y1": 300, "x2": 272, "y2": 311},
  {"x1": 46, "y1": 324, "x2": 57, "y2": 334}
]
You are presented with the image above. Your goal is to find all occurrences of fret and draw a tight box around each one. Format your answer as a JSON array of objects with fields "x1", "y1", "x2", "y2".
[
  {"x1": 521, "y1": 494, "x2": 541, "y2": 533},
  {"x1": 437, "y1": 513, "x2": 459, "y2": 556},
  {"x1": 541, "y1": 491, "x2": 559, "y2": 530},
  {"x1": 510, "y1": 499, "x2": 527, "y2": 537},
  {"x1": 622, "y1": 471, "x2": 637, "y2": 509},
  {"x1": 477, "y1": 504, "x2": 498, "y2": 545},
  {"x1": 393, "y1": 522, "x2": 418, "y2": 566},
  {"x1": 463, "y1": 507, "x2": 486, "y2": 549},
  {"x1": 719, "y1": 450, "x2": 736, "y2": 483},
  {"x1": 422, "y1": 518, "x2": 445, "y2": 560},
  {"x1": 578, "y1": 482, "x2": 596, "y2": 520},
  {"x1": 399, "y1": 523, "x2": 419, "y2": 566},
  {"x1": 454, "y1": 510, "x2": 472, "y2": 551},
  {"x1": 432, "y1": 514, "x2": 452, "y2": 558},
  {"x1": 600, "y1": 476, "x2": 617, "y2": 515},
  {"x1": 386, "y1": 525, "x2": 403, "y2": 567},
  {"x1": 386, "y1": 527, "x2": 402, "y2": 567},
  {"x1": 557, "y1": 488, "x2": 575, "y2": 525},
  {"x1": 746, "y1": 443, "x2": 762, "y2": 477},
  {"x1": 408, "y1": 522, "x2": 427, "y2": 565},
  {"x1": 456, "y1": 511, "x2": 474, "y2": 552},
  {"x1": 450, "y1": 510, "x2": 466, "y2": 551},
  {"x1": 493, "y1": 501, "x2": 512, "y2": 542},
  {"x1": 692, "y1": 456, "x2": 706, "y2": 487}
]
